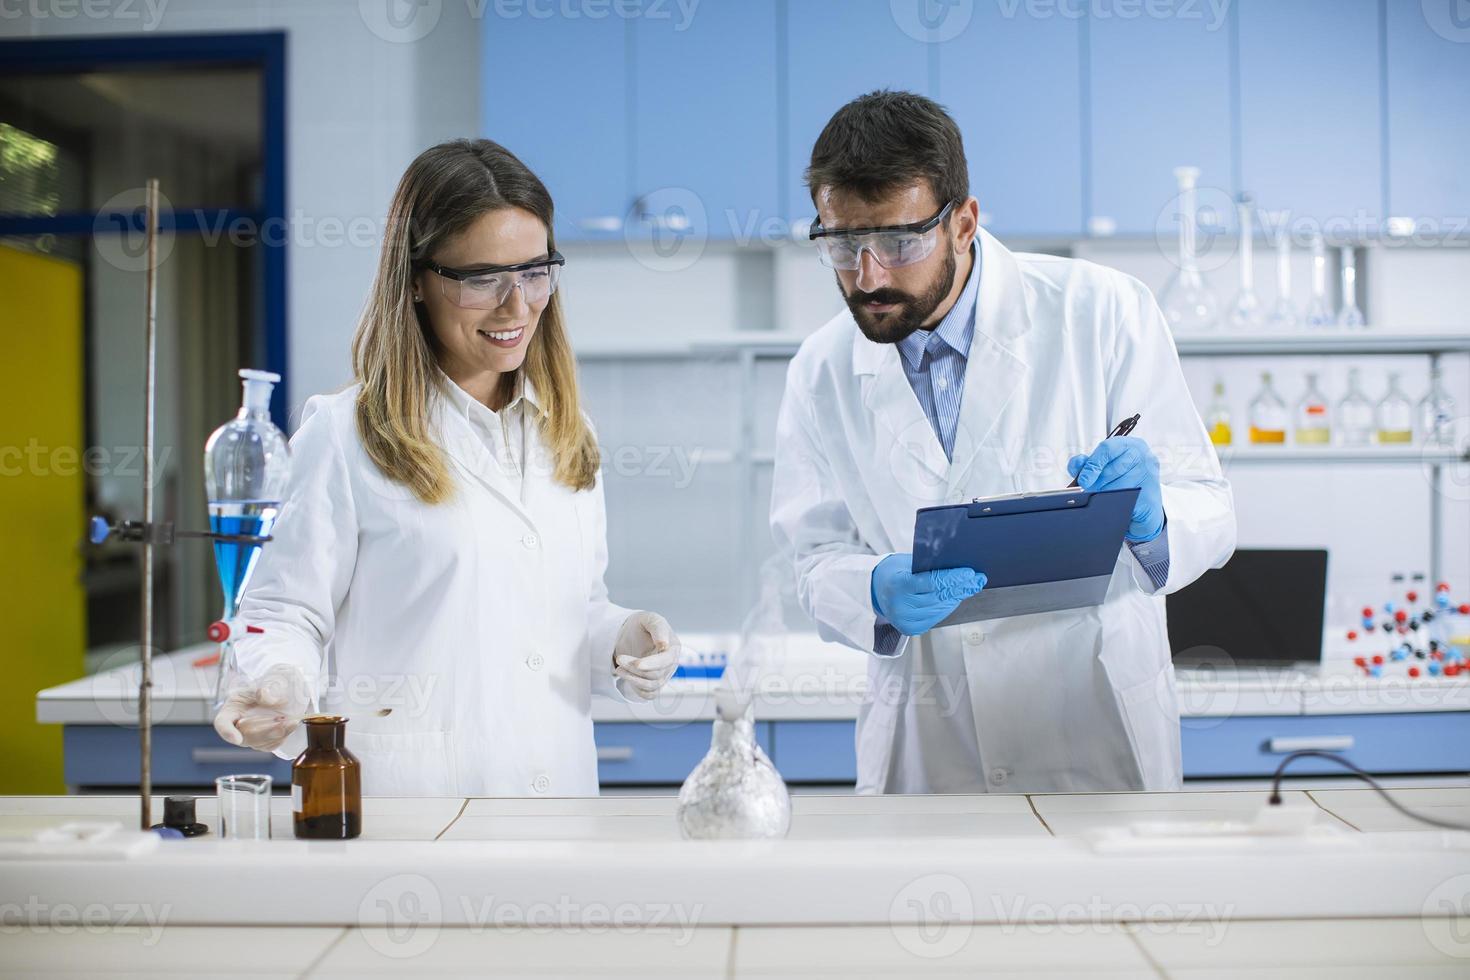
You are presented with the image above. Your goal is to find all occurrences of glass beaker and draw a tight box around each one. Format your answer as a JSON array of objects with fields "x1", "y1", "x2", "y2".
[
  {"x1": 1417, "y1": 364, "x2": 1458, "y2": 449},
  {"x1": 1376, "y1": 372, "x2": 1414, "y2": 444},
  {"x1": 1227, "y1": 195, "x2": 1263, "y2": 331},
  {"x1": 1337, "y1": 246, "x2": 1365, "y2": 328},
  {"x1": 1304, "y1": 235, "x2": 1333, "y2": 328},
  {"x1": 215, "y1": 774, "x2": 273, "y2": 840},
  {"x1": 1263, "y1": 211, "x2": 1297, "y2": 330},
  {"x1": 204, "y1": 370, "x2": 291, "y2": 708},
  {"x1": 1295, "y1": 372, "x2": 1331, "y2": 445},
  {"x1": 1336, "y1": 368, "x2": 1374, "y2": 447},
  {"x1": 1158, "y1": 166, "x2": 1219, "y2": 333},
  {"x1": 1205, "y1": 378, "x2": 1233, "y2": 446},
  {"x1": 1249, "y1": 372, "x2": 1288, "y2": 444}
]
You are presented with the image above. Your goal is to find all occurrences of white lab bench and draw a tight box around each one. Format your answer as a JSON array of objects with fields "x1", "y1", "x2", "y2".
[
  {"x1": 1, "y1": 789, "x2": 1468, "y2": 977},
  {"x1": 35, "y1": 634, "x2": 1470, "y2": 790}
]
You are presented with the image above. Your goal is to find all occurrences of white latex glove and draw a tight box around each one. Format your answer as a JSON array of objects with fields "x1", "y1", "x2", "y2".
[
  {"x1": 212, "y1": 663, "x2": 312, "y2": 751},
  {"x1": 613, "y1": 611, "x2": 680, "y2": 701}
]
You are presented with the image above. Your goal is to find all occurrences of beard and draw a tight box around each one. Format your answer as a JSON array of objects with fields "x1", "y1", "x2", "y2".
[{"x1": 842, "y1": 246, "x2": 957, "y2": 345}]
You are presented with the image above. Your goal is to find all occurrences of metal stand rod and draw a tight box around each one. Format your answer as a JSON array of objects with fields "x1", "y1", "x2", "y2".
[
  {"x1": 1428, "y1": 352, "x2": 1443, "y2": 591},
  {"x1": 139, "y1": 179, "x2": 159, "y2": 831}
]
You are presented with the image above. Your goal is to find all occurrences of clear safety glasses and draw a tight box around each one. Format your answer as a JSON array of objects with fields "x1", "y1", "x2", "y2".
[
  {"x1": 420, "y1": 251, "x2": 565, "y2": 309},
  {"x1": 808, "y1": 200, "x2": 955, "y2": 271}
]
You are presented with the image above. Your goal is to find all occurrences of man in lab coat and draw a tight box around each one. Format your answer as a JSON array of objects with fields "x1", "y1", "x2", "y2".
[{"x1": 770, "y1": 91, "x2": 1235, "y2": 794}]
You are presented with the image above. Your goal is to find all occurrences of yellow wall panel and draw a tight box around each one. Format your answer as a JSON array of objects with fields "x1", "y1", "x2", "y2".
[{"x1": 0, "y1": 244, "x2": 84, "y2": 793}]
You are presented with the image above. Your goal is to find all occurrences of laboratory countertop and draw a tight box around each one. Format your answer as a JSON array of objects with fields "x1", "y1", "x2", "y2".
[
  {"x1": 35, "y1": 635, "x2": 1470, "y2": 726},
  {"x1": 1, "y1": 788, "x2": 1468, "y2": 977}
]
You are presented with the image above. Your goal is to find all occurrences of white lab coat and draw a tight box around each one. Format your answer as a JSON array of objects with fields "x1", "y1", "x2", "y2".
[
  {"x1": 232, "y1": 380, "x2": 633, "y2": 797},
  {"x1": 770, "y1": 228, "x2": 1235, "y2": 794}
]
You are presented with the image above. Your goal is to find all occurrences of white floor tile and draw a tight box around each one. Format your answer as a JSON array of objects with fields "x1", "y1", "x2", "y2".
[
  {"x1": 1166, "y1": 970, "x2": 1470, "y2": 979},
  {"x1": 309, "y1": 926, "x2": 732, "y2": 977},
  {"x1": 1133, "y1": 917, "x2": 1469, "y2": 970},
  {"x1": 732, "y1": 924, "x2": 1155, "y2": 976},
  {"x1": 0, "y1": 926, "x2": 341, "y2": 975}
]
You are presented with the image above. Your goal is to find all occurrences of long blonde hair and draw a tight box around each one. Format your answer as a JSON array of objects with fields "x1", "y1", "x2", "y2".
[{"x1": 350, "y1": 139, "x2": 599, "y2": 503}]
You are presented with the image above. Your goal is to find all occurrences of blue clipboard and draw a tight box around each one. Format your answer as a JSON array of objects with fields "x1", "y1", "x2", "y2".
[{"x1": 911, "y1": 486, "x2": 1140, "y2": 626}]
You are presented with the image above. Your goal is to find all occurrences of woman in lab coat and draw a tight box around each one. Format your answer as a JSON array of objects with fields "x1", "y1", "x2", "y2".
[{"x1": 213, "y1": 139, "x2": 680, "y2": 796}]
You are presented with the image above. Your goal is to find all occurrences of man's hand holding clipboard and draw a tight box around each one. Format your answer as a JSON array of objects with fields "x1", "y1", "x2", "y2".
[{"x1": 1065, "y1": 413, "x2": 1166, "y2": 544}]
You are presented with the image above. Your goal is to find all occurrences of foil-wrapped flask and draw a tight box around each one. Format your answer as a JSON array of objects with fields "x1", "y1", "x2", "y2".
[{"x1": 676, "y1": 692, "x2": 791, "y2": 840}]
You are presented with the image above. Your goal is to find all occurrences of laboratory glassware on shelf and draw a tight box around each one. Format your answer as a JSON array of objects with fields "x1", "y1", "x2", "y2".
[
  {"x1": 1304, "y1": 235, "x2": 1333, "y2": 328},
  {"x1": 1295, "y1": 372, "x2": 1331, "y2": 445},
  {"x1": 1205, "y1": 378, "x2": 1233, "y2": 446},
  {"x1": 1418, "y1": 364, "x2": 1459, "y2": 449},
  {"x1": 1375, "y1": 372, "x2": 1414, "y2": 444},
  {"x1": 1337, "y1": 246, "x2": 1366, "y2": 329},
  {"x1": 203, "y1": 369, "x2": 292, "y2": 709},
  {"x1": 1248, "y1": 371, "x2": 1288, "y2": 444},
  {"x1": 1227, "y1": 194, "x2": 1263, "y2": 330},
  {"x1": 1336, "y1": 368, "x2": 1375, "y2": 447},
  {"x1": 1157, "y1": 166, "x2": 1219, "y2": 333},
  {"x1": 1262, "y1": 210, "x2": 1297, "y2": 331}
]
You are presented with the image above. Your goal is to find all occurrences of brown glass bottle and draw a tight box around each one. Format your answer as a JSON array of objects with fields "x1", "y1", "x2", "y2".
[{"x1": 291, "y1": 715, "x2": 361, "y2": 839}]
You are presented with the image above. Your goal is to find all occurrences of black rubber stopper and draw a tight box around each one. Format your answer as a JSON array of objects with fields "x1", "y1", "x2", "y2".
[{"x1": 155, "y1": 796, "x2": 209, "y2": 837}]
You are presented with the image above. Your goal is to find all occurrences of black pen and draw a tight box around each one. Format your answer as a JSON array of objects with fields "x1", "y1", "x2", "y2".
[{"x1": 1068, "y1": 413, "x2": 1141, "y2": 488}]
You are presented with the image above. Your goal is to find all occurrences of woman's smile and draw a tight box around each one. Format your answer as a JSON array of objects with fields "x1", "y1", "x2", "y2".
[{"x1": 477, "y1": 324, "x2": 526, "y2": 348}]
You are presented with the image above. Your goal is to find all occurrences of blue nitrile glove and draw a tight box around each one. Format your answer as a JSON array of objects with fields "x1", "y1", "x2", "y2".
[
  {"x1": 1068, "y1": 436, "x2": 1165, "y2": 543},
  {"x1": 870, "y1": 553, "x2": 987, "y2": 637}
]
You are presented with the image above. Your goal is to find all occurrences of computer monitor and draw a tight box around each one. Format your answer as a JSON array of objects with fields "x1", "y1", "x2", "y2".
[{"x1": 1167, "y1": 549, "x2": 1328, "y2": 668}]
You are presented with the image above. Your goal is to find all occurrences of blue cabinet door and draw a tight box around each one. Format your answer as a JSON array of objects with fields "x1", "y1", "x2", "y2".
[
  {"x1": 771, "y1": 720, "x2": 857, "y2": 783},
  {"x1": 1385, "y1": 1, "x2": 1470, "y2": 231},
  {"x1": 784, "y1": 0, "x2": 932, "y2": 226},
  {"x1": 1237, "y1": 0, "x2": 1381, "y2": 225},
  {"x1": 63, "y1": 725, "x2": 290, "y2": 788},
  {"x1": 1182, "y1": 712, "x2": 1470, "y2": 778},
  {"x1": 482, "y1": 13, "x2": 628, "y2": 241},
  {"x1": 937, "y1": 4, "x2": 1083, "y2": 237},
  {"x1": 632, "y1": 0, "x2": 780, "y2": 241},
  {"x1": 594, "y1": 721, "x2": 772, "y2": 785},
  {"x1": 1087, "y1": 8, "x2": 1235, "y2": 235}
]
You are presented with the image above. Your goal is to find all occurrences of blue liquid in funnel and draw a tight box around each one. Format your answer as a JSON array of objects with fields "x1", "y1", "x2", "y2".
[{"x1": 210, "y1": 500, "x2": 280, "y2": 617}]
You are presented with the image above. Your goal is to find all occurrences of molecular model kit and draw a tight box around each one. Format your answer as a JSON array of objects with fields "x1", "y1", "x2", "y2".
[{"x1": 1346, "y1": 575, "x2": 1470, "y2": 679}]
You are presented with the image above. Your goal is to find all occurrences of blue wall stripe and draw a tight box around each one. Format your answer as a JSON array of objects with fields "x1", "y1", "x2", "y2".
[
  {"x1": 776, "y1": 0, "x2": 789, "y2": 221},
  {"x1": 1227, "y1": 0, "x2": 1243, "y2": 201},
  {"x1": 1377, "y1": 0, "x2": 1391, "y2": 220},
  {"x1": 1078, "y1": 9, "x2": 1092, "y2": 234}
]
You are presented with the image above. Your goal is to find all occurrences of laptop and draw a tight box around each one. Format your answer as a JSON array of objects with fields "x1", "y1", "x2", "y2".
[{"x1": 1167, "y1": 549, "x2": 1328, "y2": 671}]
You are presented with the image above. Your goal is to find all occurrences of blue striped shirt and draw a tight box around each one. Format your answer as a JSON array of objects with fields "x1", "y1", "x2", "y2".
[
  {"x1": 873, "y1": 243, "x2": 1170, "y2": 651},
  {"x1": 895, "y1": 245, "x2": 979, "y2": 461}
]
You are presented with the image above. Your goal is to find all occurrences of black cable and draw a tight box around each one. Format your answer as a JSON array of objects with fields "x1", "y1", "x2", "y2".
[{"x1": 1267, "y1": 750, "x2": 1470, "y2": 831}]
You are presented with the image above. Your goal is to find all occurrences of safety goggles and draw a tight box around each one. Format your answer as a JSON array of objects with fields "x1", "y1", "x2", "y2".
[
  {"x1": 420, "y1": 251, "x2": 565, "y2": 309},
  {"x1": 808, "y1": 200, "x2": 955, "y2": 271}
]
